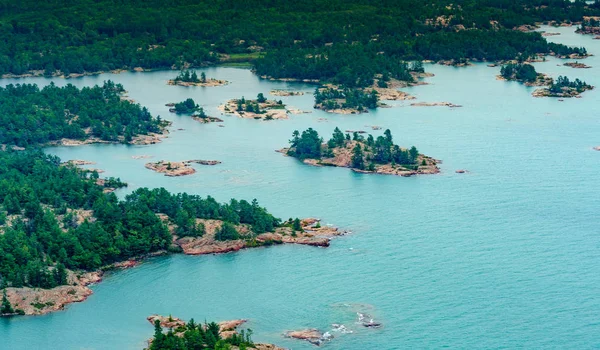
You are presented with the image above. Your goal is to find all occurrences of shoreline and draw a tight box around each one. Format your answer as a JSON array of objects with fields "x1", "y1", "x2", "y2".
[{"x1": 2, "y1": 218, "x2": 346, "y2": 316}]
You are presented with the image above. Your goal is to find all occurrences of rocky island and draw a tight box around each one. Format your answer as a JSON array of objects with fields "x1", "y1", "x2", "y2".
[
  {"x1": 145, "y1": 160, "x2": 221, "y2": 177},
  {"x1": 564, "y1": 61, "x2": 591, "y2": 69},
  {"x1": 146, "y1": 315, "x2": 285, "y2": 350},
  {"x1": 270, "y1": 89, "x2": 304, "y2": 96},
  {"x1": 219, "y1": 93, "x2": 290, "y2": 120},
  {"x1": 279, "y1": 127, "x2": 439, "y2": 176},
  {"x1": 167, "y1": 69, "x2": 229, "y2": 87},
  {"x1": 166, "y1": 99, "x2": 224, "y2": 123},
  {"x1": 498, "y1": 63, "x2": 553, "y2": 86},
  {"x1": 532, "y1": 76, "x2": 594, "y2": 98}
]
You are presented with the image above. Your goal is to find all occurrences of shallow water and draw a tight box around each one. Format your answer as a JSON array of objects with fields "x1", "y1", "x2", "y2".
[{"x1": 1, "y1": 26, "x2": 600, "y2": 349}]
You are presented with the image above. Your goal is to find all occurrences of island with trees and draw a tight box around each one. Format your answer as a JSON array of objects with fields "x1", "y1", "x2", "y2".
[
  {"x1": 498, "y1": 63, "x2": 552, "y2": 86},
  {"x1": 0, "y1": 81, "x2": 169, "y2": 147},
  {"x1": 166, "y1": 99, "x2": 224, "y2": 123},
  {"x1": 564, "y1": 61, "x2": 592, "y2": 69},
  {"x1": 167, "y1": 70, "x2": 228, "y2": 87},
  {"x1": 219, "y1": 93, "x2": 291, "y2": 120},
  {"x1": 147, "y1": 315, "x2": 285, "y2": 350},
  {"x1": 532, "y1": 76, "x2": 594, "y2": 98},
  {"x1": 279, "y1": 128, "x2": 439, "y2": 176}
]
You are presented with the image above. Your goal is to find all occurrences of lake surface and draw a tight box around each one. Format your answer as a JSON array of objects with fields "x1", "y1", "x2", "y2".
[{"x1": 1, "y1": 26, "x2": 600, "y2": 349}]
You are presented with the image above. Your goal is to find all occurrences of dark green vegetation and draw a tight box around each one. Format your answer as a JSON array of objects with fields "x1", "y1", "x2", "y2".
[
  {"x1": 0, "y1": 81, "x2": 164, "y2": 147},
  {"x1": 0, "y1": 0, "x2": 595, "y2": 87},
  {"x1": 288, "y1": 127, "x2": 421, "y2": 171},
  {"x1": 549, "y1": 75, "x2": 592, "y2": 93},
  {"x1": 0, "y1": 150, "x2": 280, "y2": 290},
  {"x1": 150, "y1": 318, "x2": 254, "y2": 350},
  {"x1": 172, "y1": 98, "x2": 200, "y2": 114},
  {"x1": 173, "y1": 70, "x2": 206, "y2": 84},
  {"x1": 500, "y1": 63, "x2": 538, "y2": 83},
  {"x1": 314, "y1": 87, "x2": 379, "y2": 112}
]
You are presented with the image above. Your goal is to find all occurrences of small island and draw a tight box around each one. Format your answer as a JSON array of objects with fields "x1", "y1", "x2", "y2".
[
  {"x1": 219, "y1": 93, "x2": 289, "y2": 120},
  {"x1": 147, "y1": 315, "x2": 285, "y2": 350},
  {"x1": 564, "y1": 61, "x2": 591, "y2": 69},
  {"x1": 167, "y1": 69, "x2": 229, "y2": 87},
  {"x1": 498, "y1": 63, "x2": 553, "y2": 86},
  {"x1": 279, "y1": 127, "x2": 439, "y2": 176},
  {"x1": 270, "y1": 89, "x2": 304, "y2": 96},
  {"x1": 532, "y1": 76, "x2": 594, "y2": 98},
  {"x1": 166, "y1": 99, "x2": 224, "y2": 123},
  {"x1": 145, "y1": 160, "x2": 221, "y2": 177}
]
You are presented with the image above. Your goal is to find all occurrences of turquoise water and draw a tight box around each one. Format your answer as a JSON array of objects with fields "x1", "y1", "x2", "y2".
[{"x1": 1, "y1": 26, "x2": 600, "y2": 349}]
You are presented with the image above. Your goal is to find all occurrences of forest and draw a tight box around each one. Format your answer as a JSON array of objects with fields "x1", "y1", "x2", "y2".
[
  {"x1": 0, "y1": 150, "x2": 280, "y2": 290},
  {"x1": 0, "y1": 0, "x2": 597, "y2": 88},
  {"x1": 0, "y1": 81, "x2": 164, "y2": 147},
  {"x1": 500, "y1": 63, "x2": 539, "y2": 82}
]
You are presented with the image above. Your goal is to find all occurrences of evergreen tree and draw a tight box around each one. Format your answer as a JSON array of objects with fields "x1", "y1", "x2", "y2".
[{"x1": 1, "y1": 289, "x2": 14, "y2": 314}]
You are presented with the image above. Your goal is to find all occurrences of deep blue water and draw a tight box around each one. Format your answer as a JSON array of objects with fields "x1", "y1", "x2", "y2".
[{"x1": 1, "y1": 26, "x2": 599, "y2": 349}]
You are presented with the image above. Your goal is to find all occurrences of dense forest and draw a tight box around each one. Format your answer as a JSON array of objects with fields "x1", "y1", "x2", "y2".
[
  {"x1": 0, "y1": 81, "x2": 164, "y2": 147},
  {"x1": 149, "y1": 318, "x2": 255, "y2": 350},
  {"x1": 0, "y1": 0, "x2": 597, "y2": 87},
  {"x1": 314, "y1": 87, "x2": 379, "y2": 111},
  {"x1": 0, "y1": 150, "x2": 280, "y2": 290}
]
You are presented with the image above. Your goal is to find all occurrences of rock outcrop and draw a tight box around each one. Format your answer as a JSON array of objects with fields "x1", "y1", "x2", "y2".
[
  {"x1": 145, "y1": 159, "x2": 221, "y2": 177},
  {"x1": 4, "y1": 271, "x2": 102, "y2": 316},
  {"x1": 270, "y1": 90, "x2": 304, "y2": 96},
  {"x1": 167, "y1": 78, "x2": 229, "y2": 87},
  {"x1": 285, "y1": 329, "x2": 332, "y2": 346}
]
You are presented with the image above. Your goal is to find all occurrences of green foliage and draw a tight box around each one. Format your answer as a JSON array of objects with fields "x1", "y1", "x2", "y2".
[
  {"x1": 1, "y1": 289, "x2": 14, "y2": 314},
  {"x1": 292, "y1": 218, "x2": 302, "y2": 231},
  {"x1": 214, "y1": 222, "x2": 239, "y2": 241},
  {"x1": 174, "y1": 70, "x2": 201, "y2": 83},
  {"x1": 314, "y1": 87, "x2": 378, "y2": 111},
  {"x1": 0, "y1": 0, "x2": 589, "y2": 86},
  {"x1": 0, "y1": 151, "x2": 280, "y2": 289},
  {"x1": 288, "y1": 128, "x2": 323, "y2": 160},
  {"x1": 351, "y1": 144, "x2": 365, "y2": 170},
  {"x1": 0, "y1": 81, "x2": 163, "y2": 147},
  {"x1": 173, "y1": 98, "x2": 199, "y2": 114},
  {"x1": 549, "y1": 75, "x2": 591, "y2": 93},
  {"x1": 150, "y1": 317, "x2": 254, "y2": 350},
  {"x1": 256, "y1": 93, "x2": 266, "y2": 103},
  {"x1": 500, "y1": 63, "x2": 538, "y2": 82}
]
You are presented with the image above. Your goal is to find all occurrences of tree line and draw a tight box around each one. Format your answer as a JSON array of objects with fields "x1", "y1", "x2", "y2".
[
  {"x1": 0, "y1": 81, "x2": 164, "y2": 147},
  {"x1": 0, "y1": 0, "x2": 595, "y2": 86},
  {"x1": 0, "y1": 150, "x2": 280, "y2": 290}
]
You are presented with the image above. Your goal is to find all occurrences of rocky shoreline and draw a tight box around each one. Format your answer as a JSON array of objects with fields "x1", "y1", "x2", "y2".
[
  {"x1": 410, "y1": 101, "x2": 462, "y2": 108},
  {"x1": 167, "y1": 78, "x2": 229, "y2": 87},
  {"x1": 146, "y1": 315, "x2": 286, "y2": 350},
  {"x1": 48, "y1": 121, "x2": 171, "y2": 147},
  {"x1": 2, "y1": 218, "x2": 344, "y2": 316},
  {"x1": 532, "y1": 85, "x2": 594, "y2": 98},
  {"x1": 278, "y1": 144, "x2": 440, "y2": 177},
  {"x1": 564, "y1": 62, "x2": 591, "y2": 69},
  {"x1": 270, "y1": 90, "x2": 304, "y2": 96},
  {"x1": 219, "y1": 98, "x2": 291, "y2": 120},
  {"x1": 145, "y1": 159, "x2": 221, "y2": 176}
]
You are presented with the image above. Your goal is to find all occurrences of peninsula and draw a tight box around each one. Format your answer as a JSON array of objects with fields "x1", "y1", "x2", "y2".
[{"x1": 279, "y1": 128, "x2": 439, "y2": 176}]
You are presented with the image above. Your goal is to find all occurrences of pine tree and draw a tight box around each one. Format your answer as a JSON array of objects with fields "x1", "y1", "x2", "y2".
[{"x1": 1, "y1": 289, "x2": 14, "y2": 314}]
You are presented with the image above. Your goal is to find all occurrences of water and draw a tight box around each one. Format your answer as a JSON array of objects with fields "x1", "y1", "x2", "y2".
[{"x1": 1, "y1": 26, "x2": 600, "y2": 349}]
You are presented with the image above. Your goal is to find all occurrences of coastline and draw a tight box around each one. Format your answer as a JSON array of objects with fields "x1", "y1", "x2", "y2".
[{"x1": 2, "y1": 218, "x2": 346, "y2": 316}]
